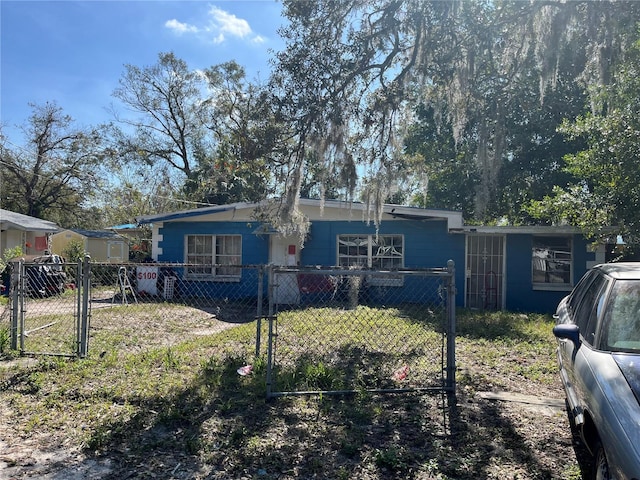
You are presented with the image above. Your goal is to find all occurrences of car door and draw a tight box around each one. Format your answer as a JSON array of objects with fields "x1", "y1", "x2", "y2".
[{"x1": 558, "y1": 272, "x2": 609, "y2": 424}]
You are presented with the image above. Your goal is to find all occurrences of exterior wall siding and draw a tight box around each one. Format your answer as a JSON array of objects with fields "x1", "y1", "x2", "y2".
[
  {"x1": 303, "y1": 219, "x2": 466, "y2": 306},
  {"x1": 155, "y1": 221, "x2": 269, "y2": 300},
  {"x1": 153, "y1": 216, "x2": 596, "y2": 314},
  {"x1": 156, "y1": 219, "x2": 466, "y2": 305},
  {"x1": 156, "y1": 221, "x2": 269, "y2": 265},
  {"x1": 50, "y1": 230, "x2": 85, "y2": 257},
  {"x1": 504, "y1": 234, "x2": 595, "y2": 313},
  {"x1": 1, "y1": 230, "x2": 23, "y2": 253}
]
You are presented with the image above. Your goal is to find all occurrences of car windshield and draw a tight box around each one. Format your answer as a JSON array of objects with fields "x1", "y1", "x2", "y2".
[{"x1": 602, "y1": 279, "x2": 640, "y2": 353}]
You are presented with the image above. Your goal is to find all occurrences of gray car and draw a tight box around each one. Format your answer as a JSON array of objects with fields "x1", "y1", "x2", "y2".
[{"x1": 554, "y1": 263, "x2": 640, "y2": 480}]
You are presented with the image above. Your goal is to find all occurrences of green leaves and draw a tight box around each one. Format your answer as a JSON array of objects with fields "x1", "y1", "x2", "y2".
[{"x1": 529, "y1": 35, "x2": 640, "y2": 243}]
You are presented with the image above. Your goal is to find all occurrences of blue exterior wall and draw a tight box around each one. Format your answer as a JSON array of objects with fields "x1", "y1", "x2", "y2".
[
  {"x1": 302, "y1": 219, "x2": 466, "y2": 306},
  {"x1": 156, "y1": 220, "x2": 269, "y2": 264},
  {"x1": 153, "y1": 216, "x2": 595, "y2": 313},
  {"x1": 153, "y1": 220, "x2": 269, "y2": 299},
  {"x1": 504, "y1": 233, "x2": 595, "y2": 313}
]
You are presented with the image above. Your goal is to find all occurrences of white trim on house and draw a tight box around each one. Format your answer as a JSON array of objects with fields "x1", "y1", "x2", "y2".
[
  {"x1": 151, "y1": 224, "x2": 163, "y2": 260},
  {"x1": 456, "y1": 225, "x2": 583, "y2": 235},
  {"x1": 135, "y1": 199, "x2": 464, "y2": 231}
]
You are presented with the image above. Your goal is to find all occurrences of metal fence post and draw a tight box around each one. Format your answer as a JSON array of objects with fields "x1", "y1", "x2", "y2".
[
  {"x1": 77, "y1": 255, "x2": 91, "y2": 358},
  {"x1": 446, "y1": 259, "x2": 456, "y2": 394},
  {"x1": 18, "y1": 260, "x2": 25, "y2": 353},
  {"x1": 75, "y1": 260, "x2": 82, "y2": 355},
  {"x1": 255, "y1": 265, "x2": 264, "y2": 358},
  {"x1": 266, "y1": 265, "x2": 275, "y2": 399},
  {"x1": 9, "y1": 260, "x2": 21, "y2": 351}
]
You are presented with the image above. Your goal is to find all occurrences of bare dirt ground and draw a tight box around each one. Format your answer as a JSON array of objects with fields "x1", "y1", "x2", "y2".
[
  {"x1": 0, "y1": 363, "x2": 588, "y2": 480},
  {"x1": 0, "y1": 298, "x2": 590, "y2": 480}
]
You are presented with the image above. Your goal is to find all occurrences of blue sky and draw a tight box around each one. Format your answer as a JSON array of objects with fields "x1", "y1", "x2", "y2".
[{"x1": 1, "y1": 0, "x2": 286, "y2": 143}]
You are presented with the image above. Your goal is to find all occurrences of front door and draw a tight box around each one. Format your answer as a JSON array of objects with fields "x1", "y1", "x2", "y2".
[
  {"x1": 270, "y1": 235, "x2": 301, "y2": 305},
  {"x1": 466, "y1": 235, "x2": 505, "y2": 310}
]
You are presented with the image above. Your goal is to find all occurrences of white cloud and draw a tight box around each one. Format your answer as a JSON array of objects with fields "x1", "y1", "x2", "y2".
[
  {"x1": 208, "y1": 6, "x2": 252, "y2": 40},
  {"x1": 212, "y1": 33, "x2": 225, "y2": 45},
  {"x1": 165, "y1": 7, "x2": 264, "y2": 45},
  {"x1": 164, "y1": 19, "x2": 199, "y2": 35},
  {"x1": 251, "y1": 35, "x2": 266, "y2": 45}
]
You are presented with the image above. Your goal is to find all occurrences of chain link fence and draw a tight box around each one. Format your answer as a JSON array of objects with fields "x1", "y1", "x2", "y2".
[
  {"x1": 89, "y1": 262, "x2": 264, "y2": 320},
  {"x1": 265, "y1": 265, "x2": 456, "y2": 397},
  {"x1": 86, "y1": 262, "x2": 265, "y2": 357},
  {"x1": 6, "y1": 259, "x2": 456, "y2": 396},
  {"x1": 8, "y1": 259, "x2": 84, "y2": 357}
]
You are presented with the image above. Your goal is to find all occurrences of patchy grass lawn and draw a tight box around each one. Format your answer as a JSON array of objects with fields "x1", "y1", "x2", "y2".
[{"x1": 0, "y1": 308, "x2": 589, "y2": 479}]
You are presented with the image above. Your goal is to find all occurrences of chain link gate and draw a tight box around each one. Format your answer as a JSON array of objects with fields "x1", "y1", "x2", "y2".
[
  {"x1": 10, "y1": 257, "x2": 90, "y2": 357},
  {"x1": 8, "y1": 257, "x2": 457, "y2": 399},
  {"x1": 9, "y1": 259, "x2": 265, "y2": 359},
  {"x1": 265, "y1": 261, "x2": 456, "y2": 398}
]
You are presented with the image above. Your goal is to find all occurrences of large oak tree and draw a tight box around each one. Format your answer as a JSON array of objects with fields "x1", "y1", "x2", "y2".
[
  {"x1": 270, "y1": 0, "x2": 640, "y2": 225},
  {"x1": 0, "y1": 102, "x2": 107, "y2": 228}
]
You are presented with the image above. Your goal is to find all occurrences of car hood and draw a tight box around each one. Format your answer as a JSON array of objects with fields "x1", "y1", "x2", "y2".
[{"x1": 613, "y1": 353, "x2": 640, "y2": 406}]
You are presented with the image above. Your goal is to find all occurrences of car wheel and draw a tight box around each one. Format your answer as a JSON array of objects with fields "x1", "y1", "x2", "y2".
[{"x1": 593, "y1": 441, "x2": 611, "y2": 480}]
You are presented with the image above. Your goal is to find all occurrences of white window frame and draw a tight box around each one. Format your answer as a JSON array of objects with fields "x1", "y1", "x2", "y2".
[
  {"x1": 532, "y1": 235, "x2": 573, "y2": 291},
  {"x1": 185, "y1": 234, "x2": 242, "y2": 281},
  {"x1": 337, "y1": 234, "x2": 404, "y2": 286}
]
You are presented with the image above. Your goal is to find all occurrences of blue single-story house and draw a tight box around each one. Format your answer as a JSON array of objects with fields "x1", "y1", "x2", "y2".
[{"x1": 136, "y1": 198, "x2": 604, "y2": 313}]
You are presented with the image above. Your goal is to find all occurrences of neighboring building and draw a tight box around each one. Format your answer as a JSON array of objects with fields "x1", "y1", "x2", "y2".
[
  {"x1": 50, "y1": 229, "x2": 129, "y2": 263},
  {"x1": 108, "y1": 223, "x2": 150, "y2": 261},
  {"x1": 136, "y1": 199, "x2": 603, "y2": 313},
  {"x1": 0, "y1": 209, "x2": 60, "y2": 255}
]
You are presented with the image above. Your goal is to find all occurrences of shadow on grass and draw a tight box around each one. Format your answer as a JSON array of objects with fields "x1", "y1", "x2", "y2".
[
  {"x1": 64, "y1": 352, "x2": 583, "y2": 480},
  {"x1": 273, "y1": 344, "x2": 445, "y2": 394}
]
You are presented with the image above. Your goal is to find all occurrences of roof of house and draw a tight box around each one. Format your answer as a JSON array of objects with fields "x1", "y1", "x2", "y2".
[
  {"x1": 108, "y1": 223, "x2": 143, "y2": 232},
  {"x1": 135, "y1": 203, "x2": 244, "y2": 224},
  {"x1": 135, "y1": 199, "x2": 464, "y2": 230},
  {"x1": 455, "y1": 225, "x2": 584, "y2": 234},
  {"x1": 57, "y1": 229, "x2": 122, "y2": 239},
  {"x1": 76, "y1": 229, "x2": 122, "y2": 239},
  {"x1": 0, "y1": 209, "x2": 60, "y2": 233}
]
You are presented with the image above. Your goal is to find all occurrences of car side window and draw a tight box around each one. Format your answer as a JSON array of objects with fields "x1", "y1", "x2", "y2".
[
  {"x1": 583, "y1": 277, "x2": 609, "y2": 346},
  {"x1": 573, "y1": 273, "x2": 607, "y2": 345},
  {"x1": 567, "y1": 270, "x2": 596, "y2": 318}
]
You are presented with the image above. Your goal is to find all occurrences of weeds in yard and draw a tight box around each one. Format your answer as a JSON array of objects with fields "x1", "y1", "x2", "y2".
[
  {"x1": 0, "y1": 325, "x2": 10, "y2": 354},
  {"x1": 374, "y1": 446, "x2": 409, "y2": 472},
  {"x1": 0, "y1": 308, "x2": 583, "y2": 479}
]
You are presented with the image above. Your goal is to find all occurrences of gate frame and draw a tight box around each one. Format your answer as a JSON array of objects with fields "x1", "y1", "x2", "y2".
[
  {"x1": 265, "y1": 260, "x2": 457, "y2": 399},
  {"x1": 9, "y1": 257, "x2": 90, "y2": 358}
]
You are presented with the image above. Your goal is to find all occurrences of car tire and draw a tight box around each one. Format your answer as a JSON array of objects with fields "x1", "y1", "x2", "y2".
[{"x1": 592, "y1": 440, "x2": 611, "y2": 480}]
